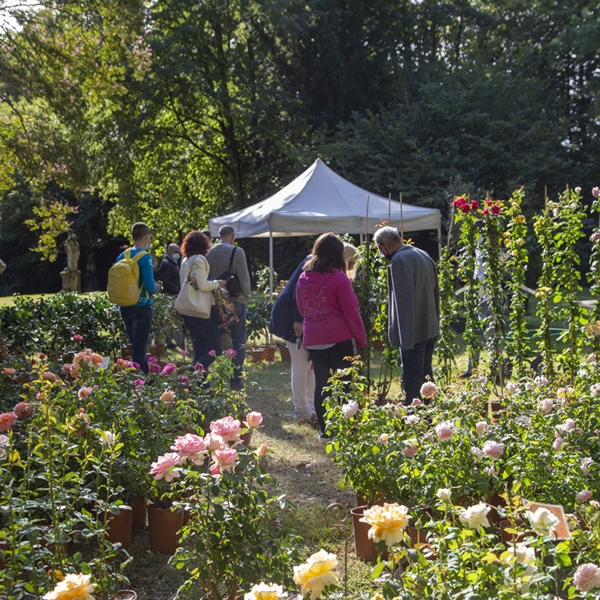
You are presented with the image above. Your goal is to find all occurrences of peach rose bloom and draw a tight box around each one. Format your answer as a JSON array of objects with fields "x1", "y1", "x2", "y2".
[
  {"x1": 360, "y1": 503, "x2": 411, "y2": 546},
  {"x1": 293, "y1": 549, "x2": 339, "y2": 598}
]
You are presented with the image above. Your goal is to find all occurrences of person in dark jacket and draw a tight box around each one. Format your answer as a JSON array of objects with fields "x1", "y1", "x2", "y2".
[
  {"x1": 270, "y1": 256, "x2": 315, "y2": 422},
  {"x1": 159, "y1": 244, "x2": 181, "y2": 295}
]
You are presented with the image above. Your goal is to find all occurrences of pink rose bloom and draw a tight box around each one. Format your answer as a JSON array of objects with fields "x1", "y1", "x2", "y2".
[
  {"x1": 194, "y1": 363, "x2": 205, "y2": 372},
  {"x1": 213, "y1": 447, "x2": 238, "y2": 471},
  {"x1": 591, "y1": 232, "x2": 600, "y2": 243},
  {"x1": 180, "y1": 349, "x2": 188, "y2": 356},
  {"x1": 593, "y1": 187, "x2": 600, "y2": 199},
  {"x1": 426, "y1": 431, "x2": 435, "y2": 443},
  {"x1": 13, "y1": 402, "x2": 35, "y2": 419},
  {"x1": 342, "y1": 402, "x2": 359, "y2": 419},
  {"x1": 0, "y1": 412, "x2": 17, "y2": 432},
  {"x1": 379, "y1": 433, "x2": 389, "y2": 445},
  {"x1": 148, "y1": 356, "x2": 158, "y2": 364},
  {"x1": 225, "y1": 348, "x2": 237, "y2": 358},
  {"x1": 43, "y1": 371, "x2": 57, "y2": 382},
  {"x1": 472, "y1": 446, "x2": 483, "y2": 461},
  {"x1": 524, "y1": 382, "x2": 532, "y2": 391},
  {"x1": 553, "y1": 437, "x2": 563, "y2": 452},
  {"x1": 150, "y1": 452, "x2": 182, "y2": 482},
  {"x1": 515, "y1": 415, "x2": 531, "y2": 426},
  {"x1": 209, "y1": 350, "x2": 217, "y2": 357},
  {"x1": 564, "y1": 418, "x2": 575, "y2": 431},
  {"x1": 540, "y1": 399, "x2": 553, "y2": 414},
  {"x1": 506, "y1": 382, "x2": 519, "y2": 393},
  {"x1": 256, "y1": 443, "x2": 268, "y2": 457},
  {"x1": 209, "y1": 462, "x2": 221, "y2": 475},
  {"x1": 475, "y1": 421, "x2": 489, "y2": 437},
  {"x1": 72, "y1": 334, "x2": 83, "y2": 342},
  {"x1": 161, "y1": 363, "x2": 176, "y2": 375},
  {"x1": 411, "y1": 398, "x2": 422, "y2": 406},
  {"x1": 246, "y1": 411, "x2": 263, "y2": 428},
  {"x1": 582, "y1": 457, "x2": 594, "y2": 475},
  {"x1": 403, "y1": 443, "x2": 418, "y2": 457},
  {"x1": 588, "y1": 353, "x2": 597, "y2": 363},
  {"x1": 435, "y1": 422, "x2": 453, "y2": 442},
  {"x1": 535, "y1": 375, "x2": 548, "y2": 387},
  {"x1": 160, "y1": 390, "x2": 176, "y2": 406},
  {"x1": 134, "y1": 378, "x2": 145, "y2": 387},
  {"x1": 148, "y1": 362, "x2": 161, "y2": 373},
  {"x1": 179, "y1": 375, "x2": 190, "y2": 385},
  {"x1": 78, "y1": 387, "x2": 93, "y2": 400},
  {"x1": 209, "y1": 416, "x2": 242, "y2": 442},
  {"x1": 420, "y1": 381, "x2": 438, "y2": 399},
  {"x1": 483, "y1": 441, "x2": 504, "y2": 459},
  {"x1": 204, "y1": 432, "x2": 225, "y2": 451},
  {"x1": 577, "y1": 490, "x2": 593, "y2": 503},
  {"x1": 573, "y1": 563, "x2": 600, "y2": 592},
  {"x1": 171, "y1": 434, "x2": 207, "y2": 465}
]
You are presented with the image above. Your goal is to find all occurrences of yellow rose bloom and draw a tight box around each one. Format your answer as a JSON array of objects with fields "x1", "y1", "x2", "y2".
[
  {"x1": 514, "y1": 215, "x2": 526, "y2": 224},
  {"x1": 43, "y1": 573, "x2": 96, "y2": 600},
  {"x1": 293, "y1": 549, "x2": 339, "y2": 598},
  {"x1": 244, "y1": 582, "x2": 285, "y2": 600},
  {"x1": 360, "y1": 503, "x2": 411, "y2": 546}
]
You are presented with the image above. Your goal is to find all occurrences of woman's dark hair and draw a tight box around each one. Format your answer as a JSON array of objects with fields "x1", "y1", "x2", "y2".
[
  {"x1": 304, "y1": 233, "x2": 346, "y2": 273},
  {"x1": 181, "y1": 231, "x2": 210, "y2": 258}
]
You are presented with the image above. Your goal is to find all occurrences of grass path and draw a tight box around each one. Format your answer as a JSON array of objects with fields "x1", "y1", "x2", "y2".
[{"x1": 123, "y1": 357, "x2": 375, "y2": 599}]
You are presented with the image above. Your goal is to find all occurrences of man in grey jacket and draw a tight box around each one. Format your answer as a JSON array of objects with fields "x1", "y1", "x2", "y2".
[
  {"x1": 207, "y1": 225, "x2": 251, "y2": 389},
  {"x1": 374, "y1": 226, "x2": 439, "y2": 405}
]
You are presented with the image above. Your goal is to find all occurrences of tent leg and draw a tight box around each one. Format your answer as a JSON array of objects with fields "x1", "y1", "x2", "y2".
[{"x1": 269, "y1": 232, "x2": 274, "y2": 344}]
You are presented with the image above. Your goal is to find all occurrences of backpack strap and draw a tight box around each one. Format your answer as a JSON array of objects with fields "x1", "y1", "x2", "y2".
[
  {"x1": 228, "y1": 247, "x2": 237, "y2": 272},
  {"x1": 125, "y1": 249, "x2": 149, "y2": 298}
]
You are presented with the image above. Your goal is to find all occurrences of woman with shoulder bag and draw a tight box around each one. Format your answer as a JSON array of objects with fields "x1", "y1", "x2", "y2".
[{"x1": 175, "y1": 231, "x2": 226, "y2": 369}]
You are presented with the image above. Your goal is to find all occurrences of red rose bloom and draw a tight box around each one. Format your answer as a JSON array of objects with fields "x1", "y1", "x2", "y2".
[
  {"x1": 491, "y1": 204, "x2": 501, "y2": 214},
  {"x1": 471, "y1": 200, "x2": 479, "y2": 210},
  {"x1": 461, "y1": 203, "x2": 471, "y2": 213}
]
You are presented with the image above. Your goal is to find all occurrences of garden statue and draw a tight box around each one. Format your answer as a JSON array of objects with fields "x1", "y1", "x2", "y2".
[{"x1": 61, "y1": 231, "x2": 81, "y2": 292}]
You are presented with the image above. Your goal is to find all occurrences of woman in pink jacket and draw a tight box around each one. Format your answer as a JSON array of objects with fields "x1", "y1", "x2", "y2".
[{"x1": 296, "y1": 233, "x2": 367, "y2": 438}]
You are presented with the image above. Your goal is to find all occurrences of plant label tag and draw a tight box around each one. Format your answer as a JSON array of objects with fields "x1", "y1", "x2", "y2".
[{"x1": 523, "y1": 499, "x2": 571, "y2": 540}]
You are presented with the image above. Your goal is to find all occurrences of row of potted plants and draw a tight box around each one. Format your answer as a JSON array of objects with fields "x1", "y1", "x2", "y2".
[{"x1": 0, "y1": 344, "x2": 252, "y2": 598}]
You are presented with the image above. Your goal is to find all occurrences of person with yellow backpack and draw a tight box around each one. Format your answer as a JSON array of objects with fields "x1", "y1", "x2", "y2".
[{"x1": 108, "y1": 222, "x2": 161, "y2": 373}]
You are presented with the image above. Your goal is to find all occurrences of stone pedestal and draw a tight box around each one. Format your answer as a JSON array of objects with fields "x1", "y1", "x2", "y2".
[{"x1": 61, "y1": 269, "x2": 81, "y2": 292}]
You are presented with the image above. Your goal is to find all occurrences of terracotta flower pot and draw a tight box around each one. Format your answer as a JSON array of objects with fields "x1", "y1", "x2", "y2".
[
  {"x1": 107, "y1": 505, "x2": 133, "y2": 548},
  {"x1": 248, "y1": 348, "x2": 264, "y2": 362},
  {"x1": 350, "y1": 505, "x2": 378, "y2": 562},
  {"x1": 131, "y1": 497, "x2": 147, "y2": 529},
  {"x1": 240, "y1": 431, "x2": 252, "y2": 446},
  {"x1": 262, "y1": 345, "x2": 276, "y2": 362},
  {"x1": 372, "y1": 339, "x2": 386, "y2": 351},
  {"x1": 279, "y1": 346, "x2": 291, "y2": 361},
  {"x1": 407, "y1": 525, "x2": 427, "y2": 548},
  {"x1": 147, "y1": 505, "x2": 184, "y2": 554}
]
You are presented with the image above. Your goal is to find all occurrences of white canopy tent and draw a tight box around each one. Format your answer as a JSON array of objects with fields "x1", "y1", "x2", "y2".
[
  {"x1": 209, "y1": 158, "x2": 442, "y2": 294},
  {"x1": 209, "y1": 158, "x2": 441, "y2": 239}
]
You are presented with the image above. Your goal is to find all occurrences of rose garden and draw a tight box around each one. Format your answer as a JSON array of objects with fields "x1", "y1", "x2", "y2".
[{"x1": 3, "y1": 186, "x2": 600, "y2": 599}]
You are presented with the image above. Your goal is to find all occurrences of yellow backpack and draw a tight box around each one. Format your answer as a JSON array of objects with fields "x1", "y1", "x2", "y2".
[{"x1": 107, "y1": 249, "x2": 148, "y2": 306}]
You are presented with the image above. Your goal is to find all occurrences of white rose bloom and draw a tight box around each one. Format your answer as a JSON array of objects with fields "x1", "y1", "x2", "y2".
[
  {"x1": 525, "y1": 507, "x2": 559, "y2": 536},
  {"x1": 459, "y1": 503, "x2": 491, "y2": 529},
  {"x1": 436, "y1": 488, "x2": 452, "y2": 502}
]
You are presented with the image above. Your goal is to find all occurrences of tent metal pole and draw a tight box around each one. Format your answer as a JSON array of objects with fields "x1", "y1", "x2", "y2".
[{"x1": 269, "y1": 230, "x2": 274, "y2": 344}]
